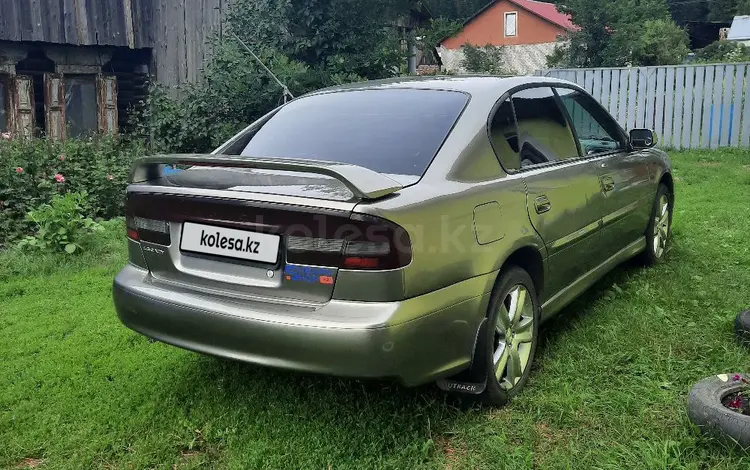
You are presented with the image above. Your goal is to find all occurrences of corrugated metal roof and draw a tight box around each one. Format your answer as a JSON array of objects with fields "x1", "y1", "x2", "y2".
[{"x1": 728, "y1": 15, "x2": 750, "y2": 41}]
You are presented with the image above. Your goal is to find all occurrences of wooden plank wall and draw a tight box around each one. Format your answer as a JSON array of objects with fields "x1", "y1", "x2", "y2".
[
  {"x1": 0, "y1": 0, "x2": 228, "y2": 87},
  {"x1": 541, "y1": 63, "x2": 750, "y2": 149},
  {"x1": 0, "y1": 0, "x2": 151, "y2": 48},
  {"x1": 151, "y1": 0, "x2": 227, "y2": 87}
]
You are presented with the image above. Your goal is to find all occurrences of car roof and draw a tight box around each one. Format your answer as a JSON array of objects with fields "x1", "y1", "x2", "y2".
[{"x1": 307, "y1": 75, "x2": 578, "y2": 98}]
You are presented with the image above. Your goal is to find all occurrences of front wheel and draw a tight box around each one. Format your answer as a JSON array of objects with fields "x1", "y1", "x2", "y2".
[
  {"x1": 479, "y1": 266, "x2": 540, "y2": 406},
  {"x1": 641, "y1": 183, "x2": 673, "y2": 266}
]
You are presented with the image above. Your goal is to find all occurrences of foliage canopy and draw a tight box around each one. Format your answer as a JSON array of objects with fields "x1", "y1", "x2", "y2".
[
  {"x1": 548, "y1": 0, "x2": 689, "y2": 68},
  {"x1": 139, "y1": 0, "x2": 435, "y2": 154}
]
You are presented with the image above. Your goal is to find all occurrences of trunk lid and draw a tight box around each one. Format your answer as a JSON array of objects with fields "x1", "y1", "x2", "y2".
[{"x1": 125, "y1": 155, "x2": 409, "y2": 304}]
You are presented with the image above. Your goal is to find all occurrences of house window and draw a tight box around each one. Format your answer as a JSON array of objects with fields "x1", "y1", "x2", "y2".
[
  {"x1": 65, "y1": 75, "x2": 98, "y2": 137},
  {"x1": 505, "y1": 12, "x2": 518, "y2": 37},
  {"x1": 0, "y1": 78, "x2": 7, "y2": 132}
]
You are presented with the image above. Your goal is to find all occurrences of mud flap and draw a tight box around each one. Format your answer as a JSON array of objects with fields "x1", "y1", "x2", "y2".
[{"x1": 436, "y1": 318, "x2": 489, "y2": 395}]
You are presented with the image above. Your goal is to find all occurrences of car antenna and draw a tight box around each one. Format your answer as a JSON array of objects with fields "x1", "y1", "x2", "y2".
[{"x1": 230, "y1": 32, "x2": 295, "y2": 103}]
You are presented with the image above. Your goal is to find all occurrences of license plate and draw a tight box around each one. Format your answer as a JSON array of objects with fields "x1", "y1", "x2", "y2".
[{"x1": 180, "y1": 222, "x2": 280, "y2": 264}]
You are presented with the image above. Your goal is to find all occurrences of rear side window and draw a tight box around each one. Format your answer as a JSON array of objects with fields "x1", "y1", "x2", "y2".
[
  {"x1": 511, "y1": 87, "x2": 579, "y2": 167},
  {"x1": 241, "y1": 89, "x2": 468, "y2": 177},
  {"x1": 489, "y1": 98, "x2": 520, "y2": 171}
]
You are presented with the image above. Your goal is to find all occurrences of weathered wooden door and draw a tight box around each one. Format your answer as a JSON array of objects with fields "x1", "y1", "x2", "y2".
[
  {"x1": 97, "y1": 75, "x2": 118, "y2": 135},
  {"x1": 45, "y1": 73, "x2": 67, "y2": 141},
  {"x1": 13, "y1": 75, "x2": 35, "y2": 138}
]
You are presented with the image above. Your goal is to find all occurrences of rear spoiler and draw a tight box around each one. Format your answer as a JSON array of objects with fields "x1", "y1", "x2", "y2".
[{"x1": 129, "y1": 154, "x2": 403, "y2": 200}]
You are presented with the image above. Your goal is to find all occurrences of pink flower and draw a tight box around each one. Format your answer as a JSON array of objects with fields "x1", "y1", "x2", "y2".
[
  {"x1": 59, "y1": 154, "x2": 66, "y2": 161},
  {"x1": 107, "y1": 175, "x2": 114, "y2": 181},
  {"x1": 728, "y1": 395, "x2": 744, "y2": 410},
  {"x1": 54, "y1": 174, "x2": 65, "y2": 183},
  {"x1": 734, "y1": 374, "x2": 743, "y2": 382},
  {"x1": 15, "y1": 167, "x2": 23, "y2": 174}
]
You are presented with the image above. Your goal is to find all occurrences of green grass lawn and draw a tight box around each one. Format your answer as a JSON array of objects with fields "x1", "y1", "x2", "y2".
[{"x1": 2, "y1": 149, "x2": 750, "y2": 469}]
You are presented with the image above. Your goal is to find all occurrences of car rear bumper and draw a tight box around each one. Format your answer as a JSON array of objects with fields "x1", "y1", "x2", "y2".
[{"x1": 113, "y1": 265, "x2": 493, "y2": 386}]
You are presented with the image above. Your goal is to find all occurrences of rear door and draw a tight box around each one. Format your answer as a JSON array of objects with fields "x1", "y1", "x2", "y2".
[
  {"x1": 509, "y1": 86, "x2": 605, "y2": 298},
  {"x1": 555, "y1": 87, "x2": 652, "y2": 260}
]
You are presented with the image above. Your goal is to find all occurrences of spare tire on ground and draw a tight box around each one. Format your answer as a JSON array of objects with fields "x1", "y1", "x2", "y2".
[
  {"x1": 688, "y1": 374, "x2": 750, "y2": 448},
  {"x1": 736, "y1": 310, "x2": 750, "y2": 345}
]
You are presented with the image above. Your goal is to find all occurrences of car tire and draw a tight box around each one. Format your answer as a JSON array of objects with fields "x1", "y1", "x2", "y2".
[
  {"x1": 478, "y1": 266, "x2": 540, "y2": 407},
  {"x1": 640, "y1": 183, "x2": 673, "y2": 266},
  {"x1": 736, "y1": 310, "x2": 750, "y2": 346},
  {"x1": 687, "y1": 374, "x2": 750, "y2": 448}
]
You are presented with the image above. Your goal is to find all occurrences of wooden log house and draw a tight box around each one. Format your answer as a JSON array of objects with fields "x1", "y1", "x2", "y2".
[{"x1": 0, "y1": 0, "x2": 226, "y2": 138}]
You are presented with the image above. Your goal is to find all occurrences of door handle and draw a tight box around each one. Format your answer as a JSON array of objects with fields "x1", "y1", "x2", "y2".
[
  {"x1": 534, "y1": 195, "x2": 551, "y2": 214},
  {"x1": 600, "y1": 176, "x2": 616, "y2": 192}
]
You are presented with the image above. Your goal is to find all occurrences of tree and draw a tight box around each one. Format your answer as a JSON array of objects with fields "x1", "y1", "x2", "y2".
[
  {"x1": 707, "y1": 0, "x2": 750, "y2": 21},
  {"x1": 737, "y1": 0, "x2": 750, "y2": 14},
  {"x1": 667, "y1": 0, "x2": 709, "y2": 26},
  {"x1": 550, "y1": 0, "x2": 679, "y2": 68},
  {"x1": 424, "y1": 0, "x2": 489, "y2": 20},
  {"x1": 416, "y1": 17, "x2": 464, "y2": 63},
  {"x1": 629, "y1": 19, "x2": 690, "y2": 66},
  {"x1": 139, "y1": 0, "x2": 461, "y2": 153},
  {"x1": 226, "y1": 0, "x2": 418, "y2": 81}
]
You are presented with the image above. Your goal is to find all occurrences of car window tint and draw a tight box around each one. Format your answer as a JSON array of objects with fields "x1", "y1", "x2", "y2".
[
  {"x1": 489, "y1": 98, "x2": 520, "y2": 170},
  {"x1": 555, "y1": 87, "x2": 626, "y2": 155},
  {"x1": 511, "y1": 87, "x2": 579, "y2": 167},
  {"x1": 240, "y1": 89, "x2": 469, "y2": 177}
]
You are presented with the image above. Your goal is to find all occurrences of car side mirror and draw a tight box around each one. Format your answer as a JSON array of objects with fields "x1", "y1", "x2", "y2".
[{"x1": 630, "y1": 129, "x2": 656, "y2": 149}]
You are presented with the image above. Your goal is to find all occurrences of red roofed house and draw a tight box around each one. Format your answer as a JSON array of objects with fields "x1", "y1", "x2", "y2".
[{"x1": 439, "y1": 0, "x2": 575, "y2": 75}]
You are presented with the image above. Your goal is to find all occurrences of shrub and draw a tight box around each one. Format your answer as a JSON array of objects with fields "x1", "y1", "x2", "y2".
[
  {"x1": 0, "y1": 218, "x2": 126, "y2": 281},
  {"x1": 461, "y1": 44, "x2": 515, "y2": 75},
  {"x1": 628, "y1": 19, "x2": 690, "y2": 66},
  {"x1": 0, "y1": 135, "x2": 146, "y2": 246},
  {"x1": 132, "y1": 48, "x2": 324, "y2": 154},
  {"x1": 17, "y1": 192, "x2": 102, "y2": 254},
  {"x1": 696, "y1": 41, "x2": 750, "y2": 63}
]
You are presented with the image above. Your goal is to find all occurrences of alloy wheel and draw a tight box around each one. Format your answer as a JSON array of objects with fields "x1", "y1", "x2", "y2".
[
  {"x1": 492, "y1": 285, "x2": 535, "y2": 391},
  {"x1": 653, "y1": 194, "x2": 670, "y2": 258}
]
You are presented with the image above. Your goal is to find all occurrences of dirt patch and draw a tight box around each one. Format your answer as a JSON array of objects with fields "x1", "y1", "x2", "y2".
[
  {"x1": 534, "y1": 422, "x2": 569, "y2": 467},
  {"x1": 170, "y1": 451, "x2": 203, "y2": 470},
  {"x1": 435, "y1": 435, "x2": 468, "y2": 470},
  {"x1": 15, "y1": 458, "x2": 45, "y2": 469}
]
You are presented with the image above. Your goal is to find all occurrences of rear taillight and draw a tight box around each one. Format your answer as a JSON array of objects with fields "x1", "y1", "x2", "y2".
[
  {"x1": 125, "y1": 192, "x2": 411, "y2": 270},
  {"x1": 126, "y1": 215, "x2": 171, "y2": 245},
  {"x1": 286, "y1": 214, "x2": 412, "y2": 271}
]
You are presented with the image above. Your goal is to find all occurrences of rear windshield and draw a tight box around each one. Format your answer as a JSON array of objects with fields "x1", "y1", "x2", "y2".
[{"x1": 240, "y1": 89, "x2": 468, "y2": 177}]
